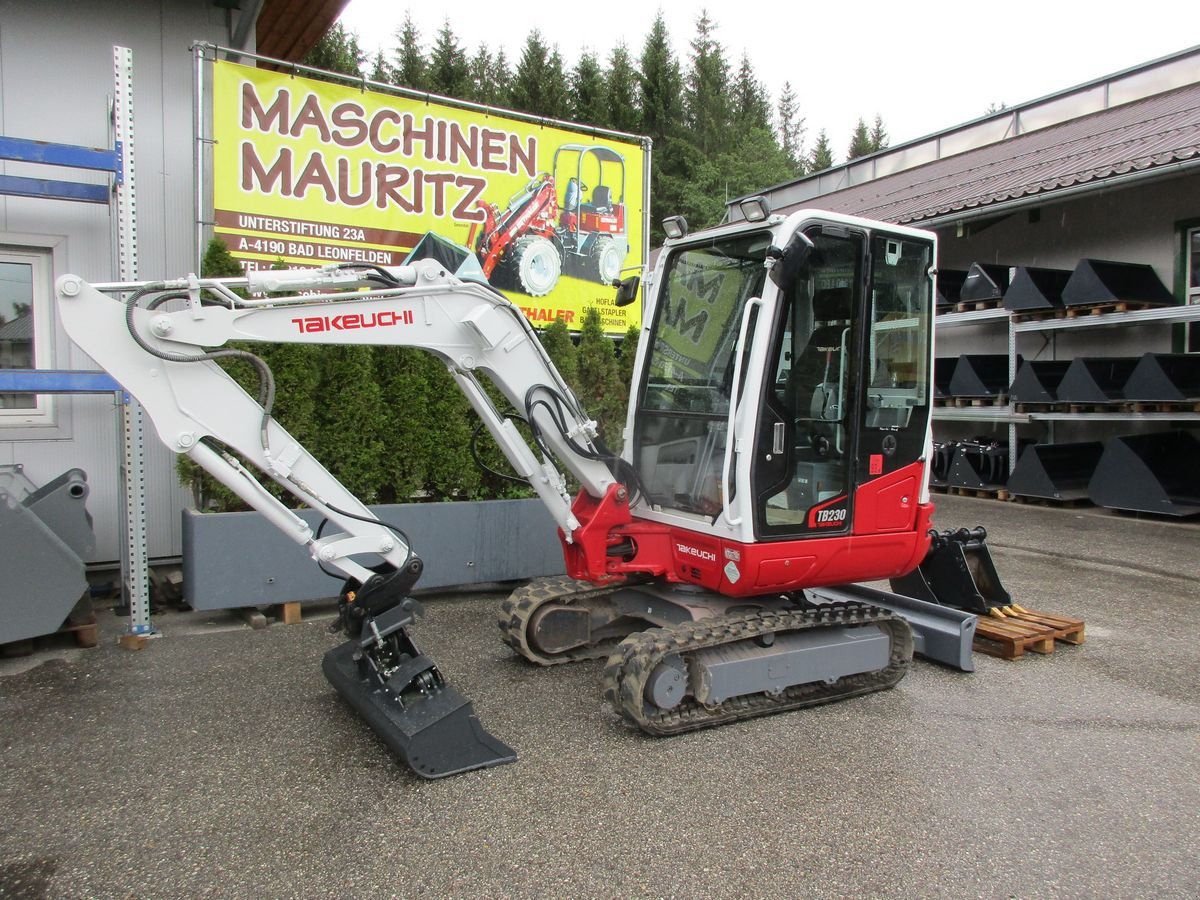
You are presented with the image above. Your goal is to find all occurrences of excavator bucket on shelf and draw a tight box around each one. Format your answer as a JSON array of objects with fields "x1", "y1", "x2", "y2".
[{"x1": 891, "y1": 527, "x2": 1085, "y2": 660}]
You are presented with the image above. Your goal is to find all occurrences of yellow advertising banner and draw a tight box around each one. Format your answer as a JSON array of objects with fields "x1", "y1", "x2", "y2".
[{"x1": 211, "y1": 60, "x2": 646, "y2": 334}]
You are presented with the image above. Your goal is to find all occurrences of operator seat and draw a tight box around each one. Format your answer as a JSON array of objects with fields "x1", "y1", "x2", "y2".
[{"x1": 787, "y1": 287, "x2": 851, "y2": 425}]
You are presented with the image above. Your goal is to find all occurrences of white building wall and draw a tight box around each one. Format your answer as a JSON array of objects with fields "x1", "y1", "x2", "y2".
[{"x1": 0, "y1": 2, "x2": 249, "y2": 561}]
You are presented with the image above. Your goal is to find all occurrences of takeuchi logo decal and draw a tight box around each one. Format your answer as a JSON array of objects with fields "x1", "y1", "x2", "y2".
[{"x1": 291, "y1": 309, "x2": 414, "y2": 333}]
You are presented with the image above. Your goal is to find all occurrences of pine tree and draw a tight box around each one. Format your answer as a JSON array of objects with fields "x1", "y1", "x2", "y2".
[
  {"x1": 847, "y1": 117, "x2": 873, "y2": 160},
  {"x1": 510, "y1": 31, "x2": 564, "y2": 116},
  {"x1": 576, "y1": 308, "x2": 624, "y2": 447},
  {"x1": 303, "y1": 23, "x2": 364, "y2": 77},
  {"x1": 810, "y1": 129, "x2": 834, "y2": 171},
  {"x1": 392, "y1": 13, "x2": 427, "y2": 92},
  {"x1": 570, "y1": 50, "x2": 607, "y2": 127},
  {"x1": 427, "y1": 19, "x2": 470, "y2": 98},
  {"x1": 637, "y1": 13, "x2": 682, "y2": 146},
  {"x1": 732, "y1": 53, "x2": 771, "y2": 132},
  {"x1": 869, "y1": 113, "x2": 889, "y2": 152},
  {"x1": 466, "y1": 46, "x2": 495, "y2": 104},
  {"x1": 776, "y1": 81, "x2": 806, "y2": 176},
  {"x1": 368, "y1": 51, "x2": 393, "y2": 85},
  {"x1": 489, "y1": 49, "x2": 513, "y2": 105},
  {"x1": 604, "y1": 44, "x2": 640, "y2": 134},
  {"x1": 683, "y1": 12, "x2": 731, "y2": 157},
  {"x1": 542, "y1": 47, "x2": 571, "y2": 119},
  {"x1": 539, "y1": 317, "x2": 580, "y2": 388},
  {"x1": 638, "y1": 14, "x2": 684, "y2": 244}
]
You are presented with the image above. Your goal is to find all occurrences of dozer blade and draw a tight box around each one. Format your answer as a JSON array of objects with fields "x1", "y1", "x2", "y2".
[{"x1": 323, "y1": 599, "x2": 515, "y2": 779}]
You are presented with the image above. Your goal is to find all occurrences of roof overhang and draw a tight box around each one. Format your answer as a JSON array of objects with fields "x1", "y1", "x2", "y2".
[{"x1": 252, "y1": 0, "x2": 351, "y2": 62}]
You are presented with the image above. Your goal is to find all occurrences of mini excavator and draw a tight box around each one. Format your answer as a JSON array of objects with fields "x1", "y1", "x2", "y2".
[{"x1": 55, "y1": 204, "x2": 994, "y2": 778}]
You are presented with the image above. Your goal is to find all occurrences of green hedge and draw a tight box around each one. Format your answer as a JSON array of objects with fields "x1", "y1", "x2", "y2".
[{"x1": 181, "y1": 240, "x2": 641, "y2": 511}]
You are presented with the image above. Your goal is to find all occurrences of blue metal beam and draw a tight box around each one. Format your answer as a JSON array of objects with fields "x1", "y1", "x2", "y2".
[
  {"x1": 0, "y1": 136, "x2": 120, "y2": 173},
  {"x1": 0, "y1": 174, "x2": 110, "y2": 204},
  {"x1": 0, "y1": 370, "x2": 122, "y2": 393}
]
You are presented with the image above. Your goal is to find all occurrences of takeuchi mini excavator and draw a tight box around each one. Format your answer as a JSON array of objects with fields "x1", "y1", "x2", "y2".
[{"x1": 55, "y1": 204, "x2": 975, "y2": 779}]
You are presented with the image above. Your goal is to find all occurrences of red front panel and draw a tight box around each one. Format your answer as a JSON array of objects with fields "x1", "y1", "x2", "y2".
[{"x1": 561, "y1": 462, "x2": 933, "y2": 598}]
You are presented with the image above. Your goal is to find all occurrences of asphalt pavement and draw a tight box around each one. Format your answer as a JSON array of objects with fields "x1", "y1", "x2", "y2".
[{"x1": 1, "y1": 495, "x2": 1198, "y2": 899}]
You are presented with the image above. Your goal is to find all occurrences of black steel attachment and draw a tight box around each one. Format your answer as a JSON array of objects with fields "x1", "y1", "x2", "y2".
[
  {"x1": 890, "y1": 527, "x2": 1012, "y2": 615},
  {"x1": 1088, "y1": 431, "x2": 1200, "y2": 518},
  {"x1": 324, "y1": 597, "x2": 516, "y2": 778},
  {"x1": 1061, "y1": 259, "x2": 1173, "y2": 308},
  {"x1": 1007, "y1": 442, "x2": 1104, "y2": 502},
  {"x1": 1002, "y1": 266, "x2": 1071, "y2": 313},
  {"x1": 325, "y1": 560, "x2": 515, "y2": 779}
]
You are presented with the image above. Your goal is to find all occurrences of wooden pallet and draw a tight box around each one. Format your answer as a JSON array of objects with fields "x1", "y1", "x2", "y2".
[
  {"x1": 1062, "y1": 300, "x2": 1157, "y2": 318},
  {"x1": 973, "y1": 607, "x2": 1086, "y2": 659},
  {"x1": 953, "y1": 298, "x2": 1004, "y2": 313},
  {"x1": 943, "y1": 485, "x2": 1011, "y2": 501},
  {"x1": 953, "y1": 395, "x2": 1009, "y2": 408},
  {"x1": 1125, "y1": 401, "x2": 1200, "y2": 414}
]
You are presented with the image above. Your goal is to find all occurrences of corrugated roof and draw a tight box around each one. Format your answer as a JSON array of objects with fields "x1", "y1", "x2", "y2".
[
  {"x1": 777, "y1": 82, "x2": 1200, "y2": 225},
  {"x1": 0, "y1": 315, "x2": 33, "y2": 342}
]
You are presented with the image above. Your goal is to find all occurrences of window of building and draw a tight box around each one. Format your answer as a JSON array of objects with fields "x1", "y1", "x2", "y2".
[{"x1": 0, "y1": 247, "x2": 55, "y2": 423}]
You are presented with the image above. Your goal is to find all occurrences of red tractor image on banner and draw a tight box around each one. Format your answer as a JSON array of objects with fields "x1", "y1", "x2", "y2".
[{"x1": 405, "y1": 145, "x2": 631, "y2": 298}]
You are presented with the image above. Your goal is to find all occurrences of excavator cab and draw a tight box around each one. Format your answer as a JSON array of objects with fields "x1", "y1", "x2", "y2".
[{"x1": 628, "y1": 210, "x2": 937, "y2": 593}]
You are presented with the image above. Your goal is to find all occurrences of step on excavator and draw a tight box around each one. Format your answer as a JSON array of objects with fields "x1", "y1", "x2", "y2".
[{"x1": 55, "y1": 203, "x2": 997, "y2": 778}]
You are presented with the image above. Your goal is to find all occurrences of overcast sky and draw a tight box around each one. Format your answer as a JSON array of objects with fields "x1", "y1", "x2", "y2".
[{"x1": 337, "y1": 0, "x2": 1194, "y2": 159}]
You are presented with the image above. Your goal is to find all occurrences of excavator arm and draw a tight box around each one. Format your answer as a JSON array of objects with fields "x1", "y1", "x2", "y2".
[{"x1": 54, "y1": 259, "x2": 624, "y2": 777}]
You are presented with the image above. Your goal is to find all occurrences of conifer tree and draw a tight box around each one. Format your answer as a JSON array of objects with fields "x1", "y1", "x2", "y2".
[
  {"x1": 683, "y1": 12, "x2": 731, "y2": 157},
  {"x1": 638, "y1": 14, "x2": 685, "y2": 243},
  {"x1": 539, "y1": 317, "x2": 580, "y2": 388},
  {"x1": 732, "y1": 53, "x2": 771, "y2": 131},
  {"x1": 847, "y1": 117, "x2": 873, "y2": 159},
  {"x1": 427, "y1": 19, "x2": 470, "y2": 98},
  {"x1": 488, "y1": 49, "x2": 513, "y2": 105},
  {"x1": 392, "y1": 13, "x2": 427, "y2": 91},
  {"x1": 510, "y1": 32, "x2": 569, "y2": 117},
  {"x1": 617, "y1": 324, "x2": 641, "y2": 409},
  {"x1": 810, "y1": 129, "x2": 834, "y2": 171},
  {"x1": 637, "y1": 13, "x2": 682, "y2": 147},
  {"x1": 576, "y1": 308, "x2": 624, "y2": 447},
  {"x1": 776, "y1": 81, "x2": 806, "y2": 176},
  {"x1": 604, "y1": 44, "x2": 640, "y2": 134},
  {"x1": 570, "y1": 51, "x2": 607, "y2": 126},
  {"x1": 303, "y1": 23, "x2": 364, "y2": 77},
  {"x1": 368, "y1": 51, "x2": 393, "y2": 85},
  {"x1": 869, "y1": 114, "x2": 889, "y2": 152}
]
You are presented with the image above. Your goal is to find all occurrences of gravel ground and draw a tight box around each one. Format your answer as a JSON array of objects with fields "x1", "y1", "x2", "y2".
[{"x1": 1, "y1": 495, "x2": 1198, "y2": 899}]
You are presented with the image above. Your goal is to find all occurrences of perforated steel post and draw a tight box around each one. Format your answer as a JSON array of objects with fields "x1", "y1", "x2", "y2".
[{"x1": 113, "y1": 45, "x2": 153, "y2": 637}]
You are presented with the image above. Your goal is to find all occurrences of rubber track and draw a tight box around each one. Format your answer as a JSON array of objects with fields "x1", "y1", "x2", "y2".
[
  {"x1": 497, "y1": 576, "x2": 628, "y2": 666},
  {"x1": 601, "y1": 602, "x2": 913, "y2": 736}
]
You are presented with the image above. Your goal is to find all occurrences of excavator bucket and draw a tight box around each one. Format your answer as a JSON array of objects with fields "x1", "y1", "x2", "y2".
[
  {"x1": 891, "y1": 527, "x2": 1086, "y2": 659},
  {"x1": 323, "y1": 596, "x2": 516, "y2": 779},
  {"x1": 890, "y1": 527, "x2": 1011, "y2": 615},
  {"x1": 403, "y1": 232, "x2": 488, "y2": 283}
]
